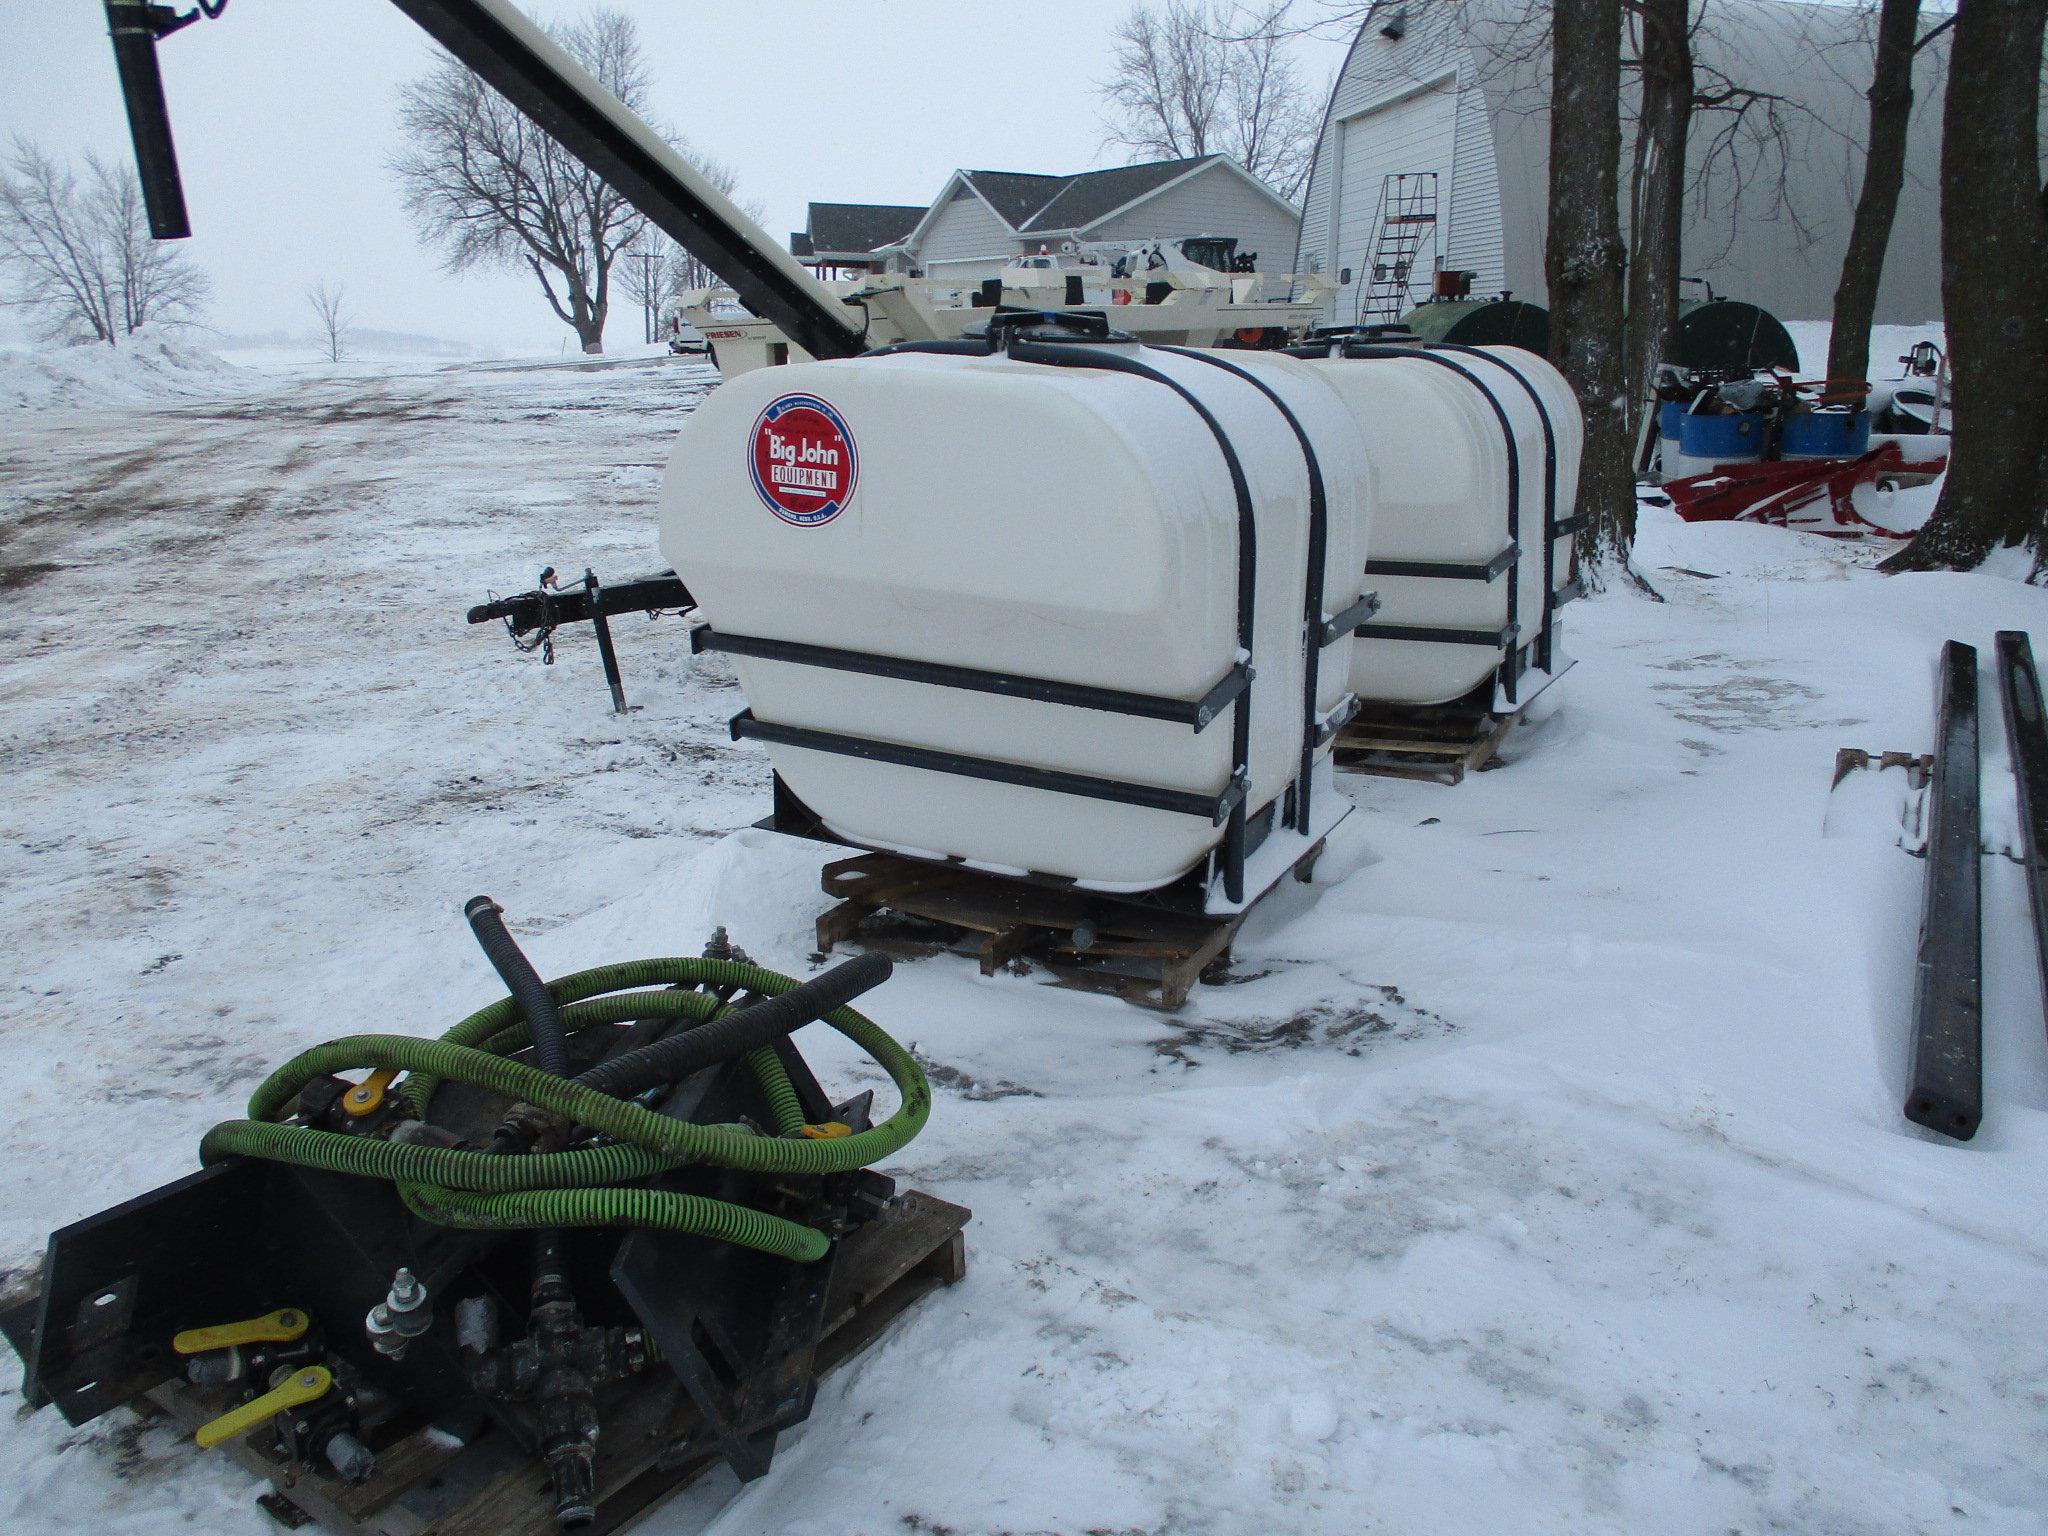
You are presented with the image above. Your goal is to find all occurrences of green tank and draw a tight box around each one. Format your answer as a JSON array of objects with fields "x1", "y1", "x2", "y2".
[
  {"x1": 1674, "y1": 297, "x2": 1799, "y2": 374},
  {"x1": 1399, "y1": 297, "x2": 1551, "y2": 355}
]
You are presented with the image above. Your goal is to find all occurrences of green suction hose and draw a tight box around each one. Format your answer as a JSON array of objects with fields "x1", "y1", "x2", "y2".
[{"x1": 200, "y1": 955, "x2": 929, "y2": 1265}]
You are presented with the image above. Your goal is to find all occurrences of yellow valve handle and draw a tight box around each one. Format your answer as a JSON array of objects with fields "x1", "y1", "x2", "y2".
[
  {"x1": 343, "y1": 1065, "x2": 402, "y2": 1118},
  {"x1": 173, "y1": 1308, "x2": 310, "y2": 1356},
  {"x1": 796, "y1": 1121, "x2": 852, "y2": 1139},
  {"x1": 194, "y1": 1365, "x2": 332, "y2": 1450}
]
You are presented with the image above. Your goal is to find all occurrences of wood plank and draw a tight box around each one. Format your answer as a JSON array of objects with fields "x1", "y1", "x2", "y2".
[
  {"x1": 814, "y1": 897, "x2": 873, "y2": 952},
  {"x1": 812, "y1": 847, "x2": 1262, "y2": 1009},
  {"x1": 977, "y1": 925, "x2": 1036, "y2": 976}
]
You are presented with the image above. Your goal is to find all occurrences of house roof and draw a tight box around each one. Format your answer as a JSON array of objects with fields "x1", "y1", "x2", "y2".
[
  {"x1": 953, "y1": 157, "x2": 1221, "y2": 235},
  {"x1": 865, "y1": 154, "x2": 1302, "y2": 263},
  {"x1": 790, "y1": 201, "x2": 925, "y2": 260},
  {"x1": 955, "y1": 170, "x2": 1075, "y2": 227},
  {"x1": 1015, "y1": 156, "x2": 1217, "y2": 233}
]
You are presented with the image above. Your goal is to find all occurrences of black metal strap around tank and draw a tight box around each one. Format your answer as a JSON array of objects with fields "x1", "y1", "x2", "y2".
[
  {"x1": 1002, "y1": 336, "x2": 1258, "y2": 904},
  {"x1": 1160, "y1": 347, "x2": 1375, "y2": 836},
  {"x1": 1425, "y1": 343, "x2": 1572, "y2": 675},
  {"x1": 692, "y1": 627, "x2": 1248, "y2": 729},
  {"x1": 1340, "y1": 343, "x2": 1526, "y2": 705},
  {"x1": 727, "y1": 711, "x2": 1246, "y2": 824}
]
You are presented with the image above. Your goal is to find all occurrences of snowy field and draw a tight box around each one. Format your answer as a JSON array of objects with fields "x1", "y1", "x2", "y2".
[{"x1": 1, "y1": 347, "x2": 2045, "y2": 1535}]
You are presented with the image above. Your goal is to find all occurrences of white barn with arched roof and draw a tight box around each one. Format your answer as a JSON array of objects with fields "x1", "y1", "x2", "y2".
[{"x1": 1295, "y1": 0, "x2": 1949, "y2": 328}]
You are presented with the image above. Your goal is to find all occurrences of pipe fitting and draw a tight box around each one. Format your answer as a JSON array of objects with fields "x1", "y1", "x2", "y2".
[{"x1": 365, "y1": 1267, "x2": 433, "y2": 1359}]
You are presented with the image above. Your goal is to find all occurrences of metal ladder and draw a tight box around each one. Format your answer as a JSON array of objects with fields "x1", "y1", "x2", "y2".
[{"x1": 1356, "y1": 172, "x2": 1439, "y2": 324}]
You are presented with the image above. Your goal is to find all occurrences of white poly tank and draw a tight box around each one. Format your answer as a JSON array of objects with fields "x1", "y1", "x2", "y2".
[
  {"x1": 1305, "y1": 343, "x2": 1581, "y2": 708},
  {"x1": 658, "y1": 338, "x2": 1372, "y2": 896}
]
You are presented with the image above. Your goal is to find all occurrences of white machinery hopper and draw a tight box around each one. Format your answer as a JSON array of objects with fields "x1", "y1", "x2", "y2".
[
  {"x1": 1305, "y1": 342, "x2": 1582, "y2": 708},
  {"x1": 659, "y1": 328, "x2": 1375, "y2": 906}
]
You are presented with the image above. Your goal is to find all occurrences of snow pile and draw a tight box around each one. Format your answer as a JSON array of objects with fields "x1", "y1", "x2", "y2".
[{"x1": 0, "y1": 327, "x2": 254, "y2": 412}]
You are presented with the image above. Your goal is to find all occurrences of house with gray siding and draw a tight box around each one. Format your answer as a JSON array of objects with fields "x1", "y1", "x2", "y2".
[
  {"x1": 1297, "y1": 0, "x2": 1948, "y2": 327},
  {"x1": 790, "y1": 202, "x2": 925, "y2": 276},
  {"x1": 794, "y1": 156, "x2": 1302, "y2": 282}
]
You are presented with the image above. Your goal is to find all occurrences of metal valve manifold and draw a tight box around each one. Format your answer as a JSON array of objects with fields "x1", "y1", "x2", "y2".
[{"x1": 1, "y1": 910, "x2": 944, "y2": 1531}]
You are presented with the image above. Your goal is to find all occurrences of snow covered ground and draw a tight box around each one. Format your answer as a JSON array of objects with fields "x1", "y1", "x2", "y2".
[{"x1": 1, "y1": 354, "x2": 2045, "y2": 1535}]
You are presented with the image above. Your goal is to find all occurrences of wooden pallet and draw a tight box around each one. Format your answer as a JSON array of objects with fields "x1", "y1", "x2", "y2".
[
  {"x1": 814, "y1": 844, "x2": 1323, "y2": 1011},
  {"x1": 1333, "y1": 702, "x2": 1518, "y2": 785},
  {"x1": 124, "y1": 1191, "x2": 968, "y2": 1536},
  {"x1": 1831, "y1": 746, "x2": 1932, "y2": 791}
]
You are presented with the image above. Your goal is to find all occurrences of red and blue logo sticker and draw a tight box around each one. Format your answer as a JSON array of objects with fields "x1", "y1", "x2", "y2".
[{"x1": 749, "y1": 393, "x2": 859, "y2": 526}]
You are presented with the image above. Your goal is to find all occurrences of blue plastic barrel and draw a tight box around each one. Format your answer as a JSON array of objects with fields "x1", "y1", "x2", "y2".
[
  {"x1": 1658, "y1": 401, "x2": 1686, "y2": 443},
  {"x1": 1677, "y1": 410, "x2": 1765, "y2": 463},
  {"x1": 1781, "y1": 410, "x2": 1872, "y2": 460}
]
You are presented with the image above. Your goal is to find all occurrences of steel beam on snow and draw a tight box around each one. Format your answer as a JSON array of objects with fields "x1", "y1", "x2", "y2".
[
  {"x1": 1904, "y1": 640, "x2": 1982, "y2": 1142},
  {"x1": 1995, "y1": 630, "x2": 2048, "y2": 1039}
]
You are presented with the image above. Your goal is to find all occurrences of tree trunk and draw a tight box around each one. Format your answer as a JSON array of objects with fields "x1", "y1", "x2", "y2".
[
  {"x1": 1626, "y1": 0, "x2": 1692, "y2": 435},
  {"x1": 1884, "y1": 0, "x2": 2048, "y2": 573},
  {"x1": 1825, "y1": 0, "x2": 1920, "y2": 386},
  {"x1": 1549, "y1": 0, "x2": 1636, "y2": 582}
]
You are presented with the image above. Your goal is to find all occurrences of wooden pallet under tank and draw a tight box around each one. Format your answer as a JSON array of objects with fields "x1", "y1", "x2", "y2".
[{"x1": 813, "y1": 842, "x2": 1325, "y2": 1011}]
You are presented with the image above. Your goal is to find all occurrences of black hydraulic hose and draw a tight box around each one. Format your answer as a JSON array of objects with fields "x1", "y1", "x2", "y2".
[
  {"x1": 466, "y1": 896, "x2": 570, "y2": 1080},
  {"x1": 861, "y1": 338, "x2": 995, "y2": 359},
  {"x1": 464, "y1": 896, "x2": 575, "y2": 1291},
  {"x1": 576, "y1": 952, "x2": 892, "y2": 1104}
]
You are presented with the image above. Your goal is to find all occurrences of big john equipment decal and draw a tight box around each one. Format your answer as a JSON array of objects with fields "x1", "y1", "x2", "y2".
[{"x1": 748, "y1": 393, "x2": 859, "y2": 526}]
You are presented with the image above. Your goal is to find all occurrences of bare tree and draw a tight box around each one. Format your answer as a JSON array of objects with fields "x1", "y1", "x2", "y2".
[
  {"x1": 1884, "y1": 0, "x2": 2047, "y2": 574},
  {"x1": 392, "y1": 8, "x2": 653, "y2": 354},
  {"x1": 1100, "y1": 0, "x2": 1323, "y2": 201},
  {"x1": 306, "y1": 279, "x2": 350, "y2": 362},
  {"x1": 1824, "y1": 0, "x2": 1943, "y2": 386},
  {"x1": 1549, "y1": 0, "x2": 1640, "y2": 583},
  {"x1": 0, "y1": 137, "x2": 209, "y2": 345},
  {"x1": 1624, "y1": 0, "x2": 1693, "y2": 426}
]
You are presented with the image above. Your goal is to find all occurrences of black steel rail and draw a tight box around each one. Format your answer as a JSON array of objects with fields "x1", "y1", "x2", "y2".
[
  {"x1": 1904, "y1": 640, "x2": 1983, "y2": 1141},
  {"x1": 1995, "y1": 630, "x2": 2048, "y2": 1040}
]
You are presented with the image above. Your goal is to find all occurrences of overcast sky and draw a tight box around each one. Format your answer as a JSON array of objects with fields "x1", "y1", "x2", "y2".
[{"x1": 3, "y1": 2, "x2": 1351, "y2": 356}]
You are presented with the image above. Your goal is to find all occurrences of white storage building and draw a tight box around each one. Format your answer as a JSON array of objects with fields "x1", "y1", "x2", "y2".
[
  {"x1": 793, "y1": 156, "x2": 1304, "y2": 284},
  {"x1": 1295, "y1": 0, "x2": 1948, "y2": 328}
]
